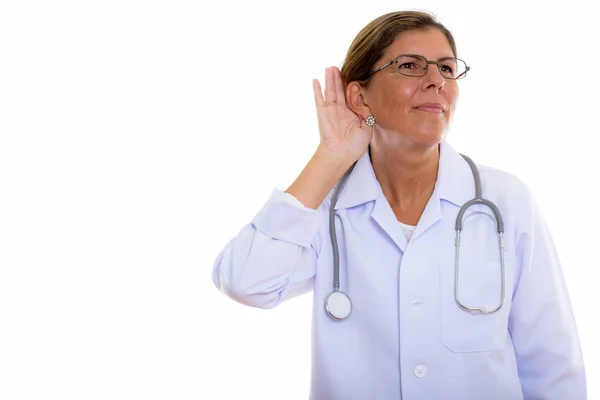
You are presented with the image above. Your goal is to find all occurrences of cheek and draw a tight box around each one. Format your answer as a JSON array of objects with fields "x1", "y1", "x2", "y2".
[
  {"x1": 445, "y1": 86, "x2": 459, "y2": 108},
  {"x1": 382, "y1": 83, "x2": 415, "y2": 113},
  {"x1": 442, "y1": 86, "x2": 459, "y2": 119}
]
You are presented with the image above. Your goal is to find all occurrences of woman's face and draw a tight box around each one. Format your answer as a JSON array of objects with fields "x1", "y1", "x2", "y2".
[{"x1": 364, "y1": 28, "x2": 460, "y2": 148}]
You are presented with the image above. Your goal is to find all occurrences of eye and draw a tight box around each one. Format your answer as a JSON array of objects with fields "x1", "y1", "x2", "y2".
[
  {"x1": 440, "y1": 64, "x2": 454, "y2": 74},
  {"x1": 398, "y1": 62, "x2": 418, "y2": 70}
]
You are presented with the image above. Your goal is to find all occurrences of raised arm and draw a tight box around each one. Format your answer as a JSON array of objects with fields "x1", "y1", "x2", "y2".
[{"x1": 212, "y1": 67, "x2": 373, "y2": 308}]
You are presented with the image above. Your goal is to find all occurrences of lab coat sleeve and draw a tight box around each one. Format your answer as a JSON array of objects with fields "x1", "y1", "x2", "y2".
[
  {"x1": 212, "y1": 188, "x2": 325, "y2": 309},
  {"x1": 509, "y1": 185, "x2": 587, "y2": 399}
]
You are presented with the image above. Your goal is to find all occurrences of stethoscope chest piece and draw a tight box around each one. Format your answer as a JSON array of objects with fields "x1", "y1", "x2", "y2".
[
  {"x1": 324, "y1": 152, "x2": 504, "y2": 320},
  {"x1": 325, "y1": 290, "x2": 352, "y2": 320}
]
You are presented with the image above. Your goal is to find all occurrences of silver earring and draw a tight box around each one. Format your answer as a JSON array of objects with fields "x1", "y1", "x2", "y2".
[{"x1": 365, "y1": 115, "x2": 376, "y2": 126}]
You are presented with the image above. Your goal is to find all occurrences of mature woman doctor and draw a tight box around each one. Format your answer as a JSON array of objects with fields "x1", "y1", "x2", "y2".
[{"x1": 212, "y1": 11, "x2": 586, "y2": 399}]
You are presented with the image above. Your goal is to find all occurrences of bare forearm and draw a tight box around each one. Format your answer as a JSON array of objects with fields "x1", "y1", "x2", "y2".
[{"x1": 285, "y1": 147, "x2": 354, "y2": 210}]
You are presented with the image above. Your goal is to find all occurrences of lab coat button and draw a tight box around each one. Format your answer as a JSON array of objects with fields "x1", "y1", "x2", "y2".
[{"x1": 414, "y1": 364, "x2": 427, "y2": 378}]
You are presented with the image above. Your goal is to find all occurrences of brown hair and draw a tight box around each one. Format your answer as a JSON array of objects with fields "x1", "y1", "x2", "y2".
[{"x1": 340, "y1": 11, "x2": 457, "y2": 87}]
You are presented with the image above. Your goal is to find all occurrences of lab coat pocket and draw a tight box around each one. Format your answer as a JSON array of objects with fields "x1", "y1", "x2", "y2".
[{"x1": 439, "y1": 259, "x2": 512, "y2": 353}]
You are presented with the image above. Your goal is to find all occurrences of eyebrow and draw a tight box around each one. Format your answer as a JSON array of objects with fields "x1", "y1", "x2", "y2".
[{"x1": 392, "y1": 53, "x2": 456, "y2": 60}]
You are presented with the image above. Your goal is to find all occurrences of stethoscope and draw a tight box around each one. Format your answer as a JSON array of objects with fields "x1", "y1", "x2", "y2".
[{"x1": 325, "y1": 153, "x2": 506, "y2": 320}]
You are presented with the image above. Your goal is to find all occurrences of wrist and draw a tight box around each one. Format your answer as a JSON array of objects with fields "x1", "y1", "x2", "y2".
[{"x1": 314, "y1": 145, "x2": 354, "y2": 170}]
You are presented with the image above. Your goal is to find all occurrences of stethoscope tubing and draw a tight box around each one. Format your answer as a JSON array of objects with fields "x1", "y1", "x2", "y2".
[{"x1": 326, "y1": 152, "x2": 506, "y2": 320}]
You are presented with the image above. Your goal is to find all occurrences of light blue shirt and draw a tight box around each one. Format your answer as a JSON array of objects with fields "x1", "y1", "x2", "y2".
[{"x1": 212, "y1": 140, "x2": 586, "y2": 399}]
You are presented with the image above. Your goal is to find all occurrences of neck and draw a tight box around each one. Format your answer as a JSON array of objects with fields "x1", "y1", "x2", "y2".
[{"x1": 369, "y1": 142, "x2": 440, "y2": 225}]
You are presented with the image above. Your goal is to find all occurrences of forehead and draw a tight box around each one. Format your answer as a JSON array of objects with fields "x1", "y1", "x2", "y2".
[{"x1": 383, "y1": 28, "x2": 454, "y2": 59}]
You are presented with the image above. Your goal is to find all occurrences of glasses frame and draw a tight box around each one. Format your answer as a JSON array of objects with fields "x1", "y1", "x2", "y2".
[{"x1": 369, "y1": 54, "x2": 470, "y2": 80}]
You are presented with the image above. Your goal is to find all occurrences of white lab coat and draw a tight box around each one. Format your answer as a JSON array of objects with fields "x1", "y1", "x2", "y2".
[{"x1": 212, "y1": 140, "x2": 586, "y2": 399}]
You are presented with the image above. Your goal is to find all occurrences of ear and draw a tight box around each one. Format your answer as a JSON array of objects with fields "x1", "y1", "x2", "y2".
[{"x1": 345, "y1": 82, "x2": 371, "y2": 119}]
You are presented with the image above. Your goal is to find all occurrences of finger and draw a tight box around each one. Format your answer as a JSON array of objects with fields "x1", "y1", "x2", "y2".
[
  {"x1": 324, "y1": 66, "x2": 336, "y2": 103},
  {"x1": 333, "y1": 66, "x2": 346, "y2": 105},
  {"x1": 313, "y1": 78, "x2": 324, "y2": 107}
]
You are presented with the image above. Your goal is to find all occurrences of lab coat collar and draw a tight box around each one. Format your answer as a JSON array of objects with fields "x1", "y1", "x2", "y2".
[
  {"x1": 332, "y1": 139, "x2": 474, "y2": 211},
  {"x1": 435, "y1": 140, "x2": 476, "y2": 207},
  {"x1": 331, "y1": 147, "x2": 380, "y2": 210}
]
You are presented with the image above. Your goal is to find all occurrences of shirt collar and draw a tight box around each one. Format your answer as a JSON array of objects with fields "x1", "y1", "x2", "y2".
[{"x1": 332, "y1": 140, "x2": 475, "y2": 210}]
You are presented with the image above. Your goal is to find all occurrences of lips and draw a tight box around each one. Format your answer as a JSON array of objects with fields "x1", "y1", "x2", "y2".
[{"x1": 415, "y1": 102, "x2": 444, "y2": 114}]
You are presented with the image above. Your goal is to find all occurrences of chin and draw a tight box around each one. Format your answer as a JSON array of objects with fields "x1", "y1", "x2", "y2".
[
  {"x1": 412, "y1": 128, "x2": 446, "y2": 147},
  {"x1": 405, "y1": 118, "x2": 449, "y2": 146}
]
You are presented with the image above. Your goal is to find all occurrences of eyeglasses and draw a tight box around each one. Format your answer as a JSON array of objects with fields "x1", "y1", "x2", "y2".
[{"x1": 370, "y1": 54, "x2": 470, "y2": 80}]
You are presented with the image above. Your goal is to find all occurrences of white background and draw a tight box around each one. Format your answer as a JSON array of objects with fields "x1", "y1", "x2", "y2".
[{"x1": 0, "y1": 0, "x2": 597, "y2": 399}]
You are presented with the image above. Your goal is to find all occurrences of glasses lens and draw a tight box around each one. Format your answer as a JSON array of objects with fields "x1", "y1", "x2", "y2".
[
  {"x1": 439, "y1": 58, "x2": 467, "y2": 79},
  {"x1": 395, "y1": 55, "x2": 468, "y2": 79},
  {"x1": 395, "y1": 55, "x2": 428, "y2": 77}
]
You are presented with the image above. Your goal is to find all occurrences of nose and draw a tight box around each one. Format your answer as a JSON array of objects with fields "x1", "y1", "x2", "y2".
[{"x1": 421, "y1": 62, "x2": 445, "y2": 90}]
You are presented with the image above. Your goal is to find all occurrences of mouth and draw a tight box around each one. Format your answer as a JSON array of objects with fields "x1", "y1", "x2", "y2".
[{"x1": 415, "y1": 103, "x2": 445, "y2": 114}]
